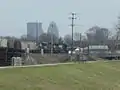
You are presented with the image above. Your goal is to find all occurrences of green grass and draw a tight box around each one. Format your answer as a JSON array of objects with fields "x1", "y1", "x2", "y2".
[{"x1": 0, "y1": 61, "x2": 120, "y2": 90}]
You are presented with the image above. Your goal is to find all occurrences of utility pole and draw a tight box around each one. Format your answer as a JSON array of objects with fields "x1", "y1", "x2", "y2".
[
  {"x1": 69, "y1": 12, "x2": 77, "y2": 61},
  {"x1": 79, "y1": 33, "x2": 82, "y2": 47},
  {"x1": 79, "y1": 33, "x2": 82, "y2": 54},
  {"x1": 51, "y1": 24, "x2": 54, "y2": 55},
  {"x1": 36, "y1": 21, "x2": 39, "y2": 44},
  {"x1": 114, "y1": 16, "x2": 120, "y2": 60},
  {"x1": 79, "y1": 33, "x2": 82, "y2": 61},
  {"x1": 79, "y1": 33, "x2": 82, "y2": 53},
  {"x1": 116, "y1": 17, "x2": 120, "y2": 48}
]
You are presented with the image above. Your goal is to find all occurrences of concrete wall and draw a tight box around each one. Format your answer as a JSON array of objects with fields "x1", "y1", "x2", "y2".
[
  {"x1": 0, "y1": 38, "x2": 7, "y2": 47},
  {"x1": 21, "y1": 41, "x2": 37, "y2": 50}
]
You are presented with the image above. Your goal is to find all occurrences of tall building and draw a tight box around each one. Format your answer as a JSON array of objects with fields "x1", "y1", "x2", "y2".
[
  {"x1": 47, "y1": 21, "x2": 59, "y2": 38},
  {"x1": 27, "y1": 22, "x2": 43, "y2": 41}
]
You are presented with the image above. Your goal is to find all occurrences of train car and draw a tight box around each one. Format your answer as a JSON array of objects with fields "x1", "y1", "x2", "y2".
[
  {"x1": 20, "y1": 40, "x2": 37, "y2": 50},
  {"x1": 0, "y1": 38, "x2": 10, "y2": 66},
  {"x1": 0, "y1": 38, "x2": 22, "y2": 66},
  {"x1": 0, "y1": 38, "x2": 38, "y2": 66}
]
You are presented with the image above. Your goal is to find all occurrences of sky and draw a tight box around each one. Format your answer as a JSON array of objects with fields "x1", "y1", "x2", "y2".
[{"x1": 0, "y1": 0, "x2": 120, "y2": 37}]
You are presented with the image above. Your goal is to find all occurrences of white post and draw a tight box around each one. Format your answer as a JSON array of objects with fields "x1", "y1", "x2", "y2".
[
  {"x1": 12, "y1": 57, "x2": 15, "y2": 66},
  {"x1": 25, "y1": 47, "x2": 30, "y2": 65},
  {"x1": 41, "y1": 49, "x2": 44, "y2": 56}
]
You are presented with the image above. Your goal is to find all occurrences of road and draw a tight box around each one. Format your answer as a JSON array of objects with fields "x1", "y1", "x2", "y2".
[
  {"x1": 0, "y1": 63, "x2": 75, "y2": 69},
  {"x1": 0, "y1": 60, "x2": 118, "y2": 69}
]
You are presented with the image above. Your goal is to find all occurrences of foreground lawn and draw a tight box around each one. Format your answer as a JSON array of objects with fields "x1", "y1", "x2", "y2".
[{"x1": 0, "y1": 61, "x2": 120, "y2": 90}]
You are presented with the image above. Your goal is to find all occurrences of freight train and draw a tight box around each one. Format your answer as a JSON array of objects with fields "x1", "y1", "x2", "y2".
[{"x1": 0, "y1": 38, "x2": 37, "y2": 66}]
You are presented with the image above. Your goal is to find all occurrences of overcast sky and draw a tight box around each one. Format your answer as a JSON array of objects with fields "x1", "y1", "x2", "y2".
[{"x1": 0, "y1": 0, "x2": 120, "y2": 37}]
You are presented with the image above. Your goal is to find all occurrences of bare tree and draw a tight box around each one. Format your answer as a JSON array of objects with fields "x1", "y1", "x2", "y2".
[
  {"x1": 64, "y1": 34, "x2": 72, "y2": 46},
  {"x1": 112, "y1": 16, "x2": 120, "y2": 50},
  {"x1": 86, "y1": 26, "x2": 110, "y2": 45},
  {"x1": 58, "y1": 37, "x2": 64, "y2": 44},
  {"x1": 74, "y1": 32, "x2": 87, "y2": 41},
  {"x1": 74, "y1": 32, "x2": 80, "y2": 41},
  {"x1": 39, "y1": 33, "x2": 50, "y2": 43},
  {"x1": 39, "y1": 33, "x2": 59, "y2": 44},
  {"x1": 21, "y1": 35, "x2": 27, "y2": 40}
]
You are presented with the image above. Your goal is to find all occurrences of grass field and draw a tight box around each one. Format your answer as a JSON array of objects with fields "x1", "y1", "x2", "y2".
[{"x1": 0, "y1": 61, "x2": 120, "y2": 90}]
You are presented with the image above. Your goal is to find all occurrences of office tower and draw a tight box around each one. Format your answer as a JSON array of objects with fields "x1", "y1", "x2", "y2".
[
  {"x1": 47, "y1": 21, "x2": 59, "y2": 38},
  {"x1": 27, "y1": 22, "x2": 43, "y2": 41}
]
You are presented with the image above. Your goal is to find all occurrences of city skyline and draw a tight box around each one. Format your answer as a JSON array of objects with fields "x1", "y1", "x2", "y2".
[{"x1": 0, "y1": 0, "x2": 120, "y2": 37}]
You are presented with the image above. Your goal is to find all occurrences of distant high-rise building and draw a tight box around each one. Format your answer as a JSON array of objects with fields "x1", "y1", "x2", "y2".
[
  {"x1": 27, "y1": 22, "x2": 43, "y2": 41},
  {"x1": 47, "y1": 21, "x2": 59, "y2": 38}
]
